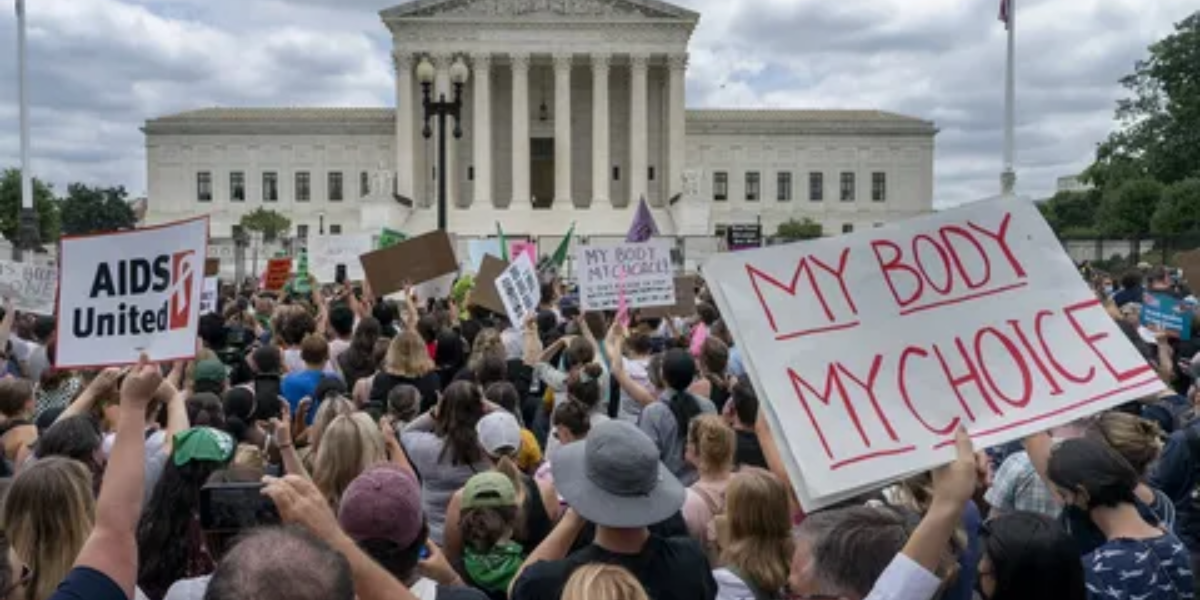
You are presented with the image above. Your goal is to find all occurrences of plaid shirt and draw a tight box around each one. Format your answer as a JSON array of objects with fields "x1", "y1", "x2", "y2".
[{"x1": 984, "y1": 451, "x2": 1060, "y2": 517}]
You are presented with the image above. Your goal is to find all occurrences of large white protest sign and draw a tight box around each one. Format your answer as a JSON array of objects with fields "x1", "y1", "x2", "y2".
[
  {"x1": 308, "y1": 234, "x2": 373, "y2": 282},
  {"x1": 495, "y1": 253, "x2": 539, "y2": 326},
  {"x1": 704, "y1": 198, "x2": 1161, "y2": 510},
  {"x1": 199, "y1": 277, "x2": 219, "y2": 315},
  {"x1": 576, "y1": 239, "x2": 675, "y2": 311},
  {"x1": 0, "y1": 259, "x2": 57, "y2": 314},
  {"x1": 57, "y1": 218, "x2": 208, "y2": 368}
]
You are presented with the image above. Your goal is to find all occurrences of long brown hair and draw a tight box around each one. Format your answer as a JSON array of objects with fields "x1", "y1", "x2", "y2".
[
  {"x1": 719, "y1": 469, "x2": 793, "y2": 594},
  {"x1": 435, "y1": 382, "x2": 485, "y2": 466}
]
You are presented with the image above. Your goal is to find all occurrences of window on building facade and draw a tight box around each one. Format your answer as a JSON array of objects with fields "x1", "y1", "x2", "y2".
[
  {"x1": 197, "y1": 172, "x2": 212, "y2": 202},
  {"x1": 777, "y1": 172, "x2": 792, "y2": 201},
  {"x1": 329, "y1": 172, "x2": 344, "y2": 202},
  {"x1": 361, "y1": 171, "x2": 370, "y2": 197},
  {"x1": 872, "y1": 172, "x2": 887, "y2": 202},
  {"x1": 809, "y1": 172, "x2": 823, "y2": 202},
  {"x1": 297, "y1": 224, "x2": 309, "y2": 239},
  {"x1": 842, "y1": 223, "x2": 854, "y2": 234},
  {"x1": 263, "y1": 172, "x2": 279, "y2": 202},
  {"x1": 296, "y1": 172, "x2": 311, "y2": 202},
  {"x1": 649, "y1": 166, "x2": 656, "y2": 181},
  {"x1": 330, "y1": 224, "x2": 342, "y2": 235},
  {"x1": 612, "y1": 166, "x2": 621, "y2": 181},
  {"x1": 746, "y1": 172, "x2": 761, "y2": 201},
  {"x1": 840, "y1": 172, "x2": 855, "y2": 202},
  {"x1": 713, "y1": 172, "x2": 728, "y2": 201},
  {"x1": 230, "y1": 172, "x2": 245, "y2": 202}
]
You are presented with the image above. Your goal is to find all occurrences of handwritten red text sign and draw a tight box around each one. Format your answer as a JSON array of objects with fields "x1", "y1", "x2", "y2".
[{"x1": 704, "y1": 199, "x2": 1161, "y2": 510}]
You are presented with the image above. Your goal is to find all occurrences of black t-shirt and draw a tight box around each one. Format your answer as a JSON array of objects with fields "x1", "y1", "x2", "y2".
[
  {"x1": 48, "y1": 567, "x2": 127, "y2": 600},
  {"x1": 370, "y1": 371, "x2": 442, "y2": 414},
  {"x1": 438, "y1": 584, "x2": 489, "y2": 600},
  {"x1": 735, "y1": 430, "x2": 769, "y2": 470},
  {"x1": 511, "y1": 535, "x2": 717, "y2": 600}
]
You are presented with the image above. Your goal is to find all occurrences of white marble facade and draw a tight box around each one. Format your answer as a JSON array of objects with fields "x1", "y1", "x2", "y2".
[{"x1": 143, "y1": 0, "x2": 938, "y2": 239}]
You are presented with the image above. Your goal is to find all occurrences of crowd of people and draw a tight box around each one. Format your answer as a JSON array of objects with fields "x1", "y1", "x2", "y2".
[{"x1": 0, "y1": 259, "x2": 1196, "y2": 600}]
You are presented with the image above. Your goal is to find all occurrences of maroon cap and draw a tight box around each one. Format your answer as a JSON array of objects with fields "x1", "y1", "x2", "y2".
[{"x1": 337, "y1": 464, "x2": 423, "y2": 548}]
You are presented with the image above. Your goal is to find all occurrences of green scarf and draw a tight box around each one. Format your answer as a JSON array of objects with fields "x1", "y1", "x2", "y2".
[{"x1": 463, "y1": 542, "x2": 524, "y2": 593}]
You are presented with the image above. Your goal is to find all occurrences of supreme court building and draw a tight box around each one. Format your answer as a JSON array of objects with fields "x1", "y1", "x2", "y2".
[{"x1": 143, "y1": 0, "x2": 938, "y2": 242}]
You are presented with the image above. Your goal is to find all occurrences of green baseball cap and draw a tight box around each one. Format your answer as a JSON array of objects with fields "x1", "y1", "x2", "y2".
[
  {"x1": 193, "y1": 359, "x2": 228, "y2": 384},
  {"x1": 462, "y1": 472, "x2": 517, "y2": 510},
  {"x1": 173, "y1": 427, "x2": 236, "y2": 467}
]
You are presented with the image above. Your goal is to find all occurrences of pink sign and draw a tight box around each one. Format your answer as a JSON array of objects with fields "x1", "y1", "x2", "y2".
[{"x1": 509, "y1": 240, "x2": 538, "y2": 264}]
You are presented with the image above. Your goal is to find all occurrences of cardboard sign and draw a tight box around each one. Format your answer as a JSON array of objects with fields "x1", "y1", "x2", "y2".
[
  {"x1": 56, "y1": 217, "x2": 208, "y2": 368},
  {"x1": 309, "y1": 234, "x2": 372, "y2": 282},
  {"x1": 263, "y1": 259, "x2": 292, "y2": 292},
  {"x1": 1141, "y1": 292, "x2": 1193, "y2": 340},
  {"x1": 703, "y1": 198, "x2": 1163, "y2": 510},
  {"x1": 576, "y1": 240, "x2": 676, "y2": 311},
  {"x1": 496, "y1": 253, "x2": 540, "y2": 327},
  {"x1": 199, "y1": 277, "x2": 220, "y2": 315},
  {"x1": 641, "y1": 276, "x2": 698, "y2": 319},
  {"x1": 0, "y1": 259, "x2": 57, "y2": 315},
  {"x1": 359, "y1": 230, "x2": 458, "y2": 296},
  {"x1": 726, "y1": 224, "x2": 763, "y2": 252},
  {"x1": 470, "y1": 255, "x2": 509, "y2": 316}
]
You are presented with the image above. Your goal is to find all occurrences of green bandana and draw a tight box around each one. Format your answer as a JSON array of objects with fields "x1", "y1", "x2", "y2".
[
  {"x1": 173, "y1": 427, "x2": 236, "y2": 467},
  {"x1": 463, "y1": 542, "x2": 524, "y2": 593}
]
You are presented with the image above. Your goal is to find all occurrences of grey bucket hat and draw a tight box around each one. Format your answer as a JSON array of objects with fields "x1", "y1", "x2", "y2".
[{"x1": 551, "y1": 419, "x2": 686, "y2": 528}]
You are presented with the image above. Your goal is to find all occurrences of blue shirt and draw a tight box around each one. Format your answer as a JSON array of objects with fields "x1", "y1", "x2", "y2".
[
  {"x1": 281, "y1": 369, "x2": 324, "y2": 424},
  {"x1": 49, "y1": 567, "x2": 127, "y2": 600},
  {"x1": 1084, "y1": 535, "x2": 1194, "y2": 600}
]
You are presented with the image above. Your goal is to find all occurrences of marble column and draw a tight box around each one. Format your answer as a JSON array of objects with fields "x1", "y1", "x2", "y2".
[
  {"x1": 392, "y1": 51, "x2": 415, "y2": 201},
  {"x1": 553, "y1": 53, "x2": 573, "y2": 207},
  {"x1": 432, "y1": 53, "x2": 458, "y2": 208},
  {"x1": 510, "y1": 52, "x2": 531, "y2": 209},
  {"x1": 472, "y1": 53, "x2": 493, "y2": 208},
  {"x1": 667, "y1": 53, "x2": 687, "y2": 206},
  {"x1": 629, "y1": 53, "x2": 649, "y2": 207},
  {"x1": 591, "y1": 53, "x2": 611, "y2": 208}
]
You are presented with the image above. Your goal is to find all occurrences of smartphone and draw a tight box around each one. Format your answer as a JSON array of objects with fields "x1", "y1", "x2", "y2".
[
  {"x1": 335, "y1": 264, "x2": 348, "y2": 286},
  {"x1": 199, "y1": 483, "x2": 281, "y2": 532}
]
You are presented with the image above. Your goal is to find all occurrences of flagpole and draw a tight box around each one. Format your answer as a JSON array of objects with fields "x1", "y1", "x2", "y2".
[
  {"x1": 1001, "y1": 0, "x2": 1017, "y2": 197},
  {"x1": 15, "y1": 0, "x2": 34, "y2": 261}
]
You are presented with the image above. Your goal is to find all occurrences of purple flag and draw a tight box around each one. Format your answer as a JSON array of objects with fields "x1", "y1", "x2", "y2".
[{"x1": 626, "y1": 197, "x2": 660, "y2": 243}]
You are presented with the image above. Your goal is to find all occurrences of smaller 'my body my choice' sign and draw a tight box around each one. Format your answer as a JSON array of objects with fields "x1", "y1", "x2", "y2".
[
  {"x1": 57, "y1": 218, "x2": 209, "y2": 368},
  {"x1": 576, "y1": 239, "x2": 675, "y2": 312}
]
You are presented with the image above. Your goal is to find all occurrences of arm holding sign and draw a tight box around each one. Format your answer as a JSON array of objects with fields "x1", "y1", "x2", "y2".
[
  {"x1": 57, "y1": 368, "x2": 122, "y2": 423},
  {"x1": 606, "y1": 322, "x2": 656, "y2": 408},
  {"x1": 160, "y1": 376, "x2": 190, "y2": 456},
  {"x1": 1154, "y1": 328, "x2": 1175, "y2": 384},
  {"x1": 1022, "y1": 432, "x2": 1062, "y2": 505},
  {"x1": 753, "y1": 406, "x2": 802, "y2": 518}
]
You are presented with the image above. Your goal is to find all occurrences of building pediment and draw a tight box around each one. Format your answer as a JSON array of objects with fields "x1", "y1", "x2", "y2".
[{"x1": 381, "y1": 0, "x2": 699, "y2": 22}]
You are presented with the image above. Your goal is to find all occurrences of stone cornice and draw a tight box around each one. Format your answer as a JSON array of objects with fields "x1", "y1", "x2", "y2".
[
  {"x1": 388, "y1": 19, "x2": 691, "y2": 54},
  {"x1": 381, "y1": 0, "x2": 700, "y2": 24}
]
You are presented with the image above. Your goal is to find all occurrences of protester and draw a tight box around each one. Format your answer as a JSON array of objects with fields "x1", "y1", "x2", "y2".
[
  {"x1": 723, "y1": 379, "x2": 768, "y2": 470},
  {"x1": 282, "y1": 334, "x2": 335, "y2": 424},
  {"x1": 681, "y1": 414, "x2": 736, "y2": 563},
  {"x1": 372, "y1": 330, "x2": 441, "y2": 414},
  {"x1": 312, "y1": 413, "x2": 387, "y2": 508},
  {"x1": 639, "y1": 348, "x2": 717, "y2": 486},
  {"x1": 712, "y1": 469, "x2": 793, "y2": 600},
  {"x1": 689, "y1": 338, "x2": 732, "y2": 408},
  {"x1": 339, "y1": 316, "x2": 383, "y2": 393},
  {"x1": 976, "y1": 512, "x2": 1087, "y2": 600},
  {"x1": 0, "y1": 379, "x2": 38, "y2": 470},
  {"x1": 535, "y1": 400, "x2": 590, "y2": 488},
  {"x1": 483, "y1": 382, "x2": 542, "y2": 473},
  {"x1": 561, "y1": 565, "x2": 649, "y2": 600}
]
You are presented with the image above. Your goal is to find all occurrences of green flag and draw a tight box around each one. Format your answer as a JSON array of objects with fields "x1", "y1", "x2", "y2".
[
  {"x1": 496, "y1": 221, "x2": 509, "y2": 262},
  {"x1": 292, "y1": 250, "x2": 311, "y2": 295},
  {"x1": 378, "y1": 227, "x2": 406, "y2": 249},
  {"x1": 550, "y1": 222, "x2": 576, "y2": 268}
]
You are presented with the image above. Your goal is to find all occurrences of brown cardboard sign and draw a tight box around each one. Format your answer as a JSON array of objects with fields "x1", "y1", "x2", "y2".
[
  {"x1": 205, "y1": 258, "x2": 221, "y2": 277},
  {"x1": 469, "y1": 254, "x2": 509, "y2": 316},
  {"x1": 641, "y1": 276, "x2": 697, "y2": 318},
  {"x1": 359, "y1": 230, "x2": 458, "y2": 296}
]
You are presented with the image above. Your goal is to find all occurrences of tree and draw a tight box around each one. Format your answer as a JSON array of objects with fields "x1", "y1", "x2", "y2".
[
  {"x1": 1085, "y1": 11, "x2": 1200, "y2": 190},
  {"x1": 1038, "y1": 189, "x2": 1102, "y2": 238},
  {"x1": 0, "y1": 168, "x2": 61, "y2": 245},
  {"x1": 59, "y1": 183, "x2": 137, "y2": 236},
  {"x1": 1098, "y1": 178, "x2": 1164, "y2": 238},
  {"x1": 239, "y1": 208, "x2": 291, "y2": 241},
  {"x1": 1151, "y1": 178, "x2": 1200, "y2": 236},
  {"x1": 776, "y1": 218, "x2": 824, "y2": 241}
]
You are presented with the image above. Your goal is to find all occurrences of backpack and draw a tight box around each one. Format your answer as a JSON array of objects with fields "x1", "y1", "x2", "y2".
[{"x1": 693, "y1": 485, "x2": 726, "y2": 563}]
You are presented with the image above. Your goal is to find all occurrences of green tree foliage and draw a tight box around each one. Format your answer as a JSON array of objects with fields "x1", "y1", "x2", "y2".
[
  {"x1": 0, "y1": 168, "x2": 61, "y2": 244},
  {"x1": 1038, "y1": 189, "x2": 1102, "y2": 238},
  {"x1": 59, "y1": 183, "x2": 137, "y2": 236},
  {"x1": 1151, "y1": 179, "x2": 1200, "y2": 236},
  {"x1": 776, "y1": 218, "x2": 824, "y2": 241},
  {"x1": 1085, "y1": 11, "x2": 1200, "y2": 190},
  {"x1": 1098, "y1": 178, "x2": 1164, "y2": 238},
  {"x1": 239, "y1": 208, "x2": 291, "y2": 241}
]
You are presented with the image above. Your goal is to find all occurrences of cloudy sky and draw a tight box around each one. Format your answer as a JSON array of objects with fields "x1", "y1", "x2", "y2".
[{"x1": 0, "y1": 0, "x2": 1194, "y2": 208}]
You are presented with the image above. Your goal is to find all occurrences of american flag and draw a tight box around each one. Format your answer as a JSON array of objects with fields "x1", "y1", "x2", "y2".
[{"x1": 999, "y1": 0, "x2": 1012, "y2": 30}]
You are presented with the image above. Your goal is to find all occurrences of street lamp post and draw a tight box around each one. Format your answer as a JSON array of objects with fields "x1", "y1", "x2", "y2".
[
  {"x1": 14, "y1": 0, "x2": 39, "y2": 262},
  {"x1": 417, "y1": 55, "x2": 469, "y2": 232}
]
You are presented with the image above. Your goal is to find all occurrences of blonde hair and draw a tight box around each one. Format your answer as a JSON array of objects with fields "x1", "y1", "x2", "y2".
[
  {"x1": 719, "y1": 469, "x2": 793, "y2": 595},
  {"x1": 0, "y1": 457, "x2": 96, "y2": 600},
  {"x1": 561, "y1": 564, "x2": 648, "y2": 600},
  {"x1": 687, "y1": 414, "x2": 736, "y2": 475},
  {"x1": 468, "y1": 329, "x2": 504, "y2": 372},
  {"x1": 313, "y1": 413, "x2": 387, "y2": 508},
  {"x1": 384, "y1": 330, "x2": 434, "y2": 377},
  {"x1": 1087, "y1": 412, "x2": 1164, "y2": 476}
]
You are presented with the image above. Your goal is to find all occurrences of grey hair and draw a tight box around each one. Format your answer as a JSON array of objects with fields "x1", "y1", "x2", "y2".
[{"x1": 794, "y1": 506, "x2": 916, "y2": 600}]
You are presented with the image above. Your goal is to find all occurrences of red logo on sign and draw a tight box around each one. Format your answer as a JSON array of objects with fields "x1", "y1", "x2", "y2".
[{"x1": 169, "y1": 251, "x2": 195, "y2": 330}]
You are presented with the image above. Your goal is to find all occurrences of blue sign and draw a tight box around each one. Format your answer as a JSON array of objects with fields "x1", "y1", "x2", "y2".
[{"x1": 1141, "y1": 292, "x2": 1194, "y2": 341}]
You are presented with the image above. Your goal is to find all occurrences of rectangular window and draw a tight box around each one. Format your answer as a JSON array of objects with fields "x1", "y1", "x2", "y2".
[
  {"x1": 297, "y1": 224, "x2": 309, "y2": 239},
  {"x1": 840, "y1": 172, "x2": 855, "y2": 202},
  {"x1": 745, "y1": 172, "x2": 760, "y2": 201},
  {"x1": 361, "y1": 171, "x2": 370, "y2": 198},
  {"x1": 713, "y1": 172, "x2": 728, "y2": 201},
  {"x1": 842, "y1": 223, "x2": 854, "y2": 234},
  {"x1": 468, "y1": 166, "x2": 475, "y2": 181},
  {"x1": 777, "y1": 172, "x2": 792, "y2": 202},
  {"x1": 809, "y1": 172, "x2": 823, "y2": 202},
  {"x1": 612, "y1": 166, "x2": 621, "y2": 181},
  {"x1": 230, "y1": 172, "x2": 245, "y2": 202},
  {"x1": 197, "y1": 172, "x2": 212, "y2": 203},
  {"x1": 649, "y1": 166, "x2": 656, "y2": 181},
  {"x1": 330, "y1": 224, "x2": 342, "y2": 235},
  {"x1": 295, "y1": 172, "x2": 311, "y2": 202},
  {"x1": 872, "y1": 172, "x2": 887, "y2": 202},
  {"x1": 329, "y1": 172, "x2": 344, "y2": 202},
  {"x1": 262, "y1": 172, "x2": 279, "y2": 202}
]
